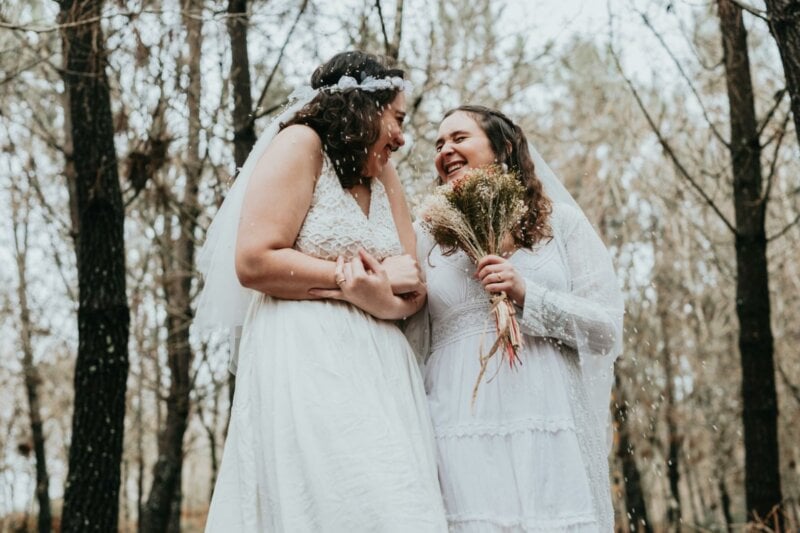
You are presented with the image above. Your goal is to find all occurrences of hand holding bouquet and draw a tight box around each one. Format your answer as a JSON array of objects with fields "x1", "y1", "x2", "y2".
[{"x1": 420, "y1": 164, "x2": 528, "y2": 404}]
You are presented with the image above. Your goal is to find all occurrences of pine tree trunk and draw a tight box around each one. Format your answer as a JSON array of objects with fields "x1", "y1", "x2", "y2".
[
  {"x1": 717, "y1": 0, "x2": 783, "y2": 527},
  {"x1": 57, "y1": 0, "x2": 130, "y2": 531},
  {"x1": 140, "y1": 1, "x2": 202, "y2": 530},
  {"x1": 764, "y1": 0, "x2": 800, "y2": 148}
]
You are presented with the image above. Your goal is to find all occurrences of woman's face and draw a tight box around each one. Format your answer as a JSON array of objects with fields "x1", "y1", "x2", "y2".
[
  {"x1": 363, "y1": 92, "x2": 407, "y2": 177},
  {"x1": 434, "y1": 111, "x2": 496, "y2": 183}
]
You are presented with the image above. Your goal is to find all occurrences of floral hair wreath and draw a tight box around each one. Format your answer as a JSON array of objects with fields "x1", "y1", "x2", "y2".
[{"x1": 289, "y1": 75, "x2": 413, "y2": 101}]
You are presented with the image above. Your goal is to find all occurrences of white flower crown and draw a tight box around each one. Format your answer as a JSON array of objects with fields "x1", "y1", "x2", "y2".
[{"x1": 289, "y1": 75, "x2": 412, "y2": 101}]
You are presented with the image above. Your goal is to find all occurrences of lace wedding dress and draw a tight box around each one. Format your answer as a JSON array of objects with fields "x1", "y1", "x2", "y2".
[
  {"x1": 417, "y1": 203, "x2": 617, "y2": 532},
  {"x1": 205, "y1": 164, "x2": 447, "y2": 532}
]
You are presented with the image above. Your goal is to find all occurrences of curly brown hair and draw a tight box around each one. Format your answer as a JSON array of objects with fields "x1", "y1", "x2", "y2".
[
  {"x1": 281, "y1": 51, "x2": 406, "y2": 189},
  {"x1": 443, "y1": 105, "x2": 553, "y2": 248}
]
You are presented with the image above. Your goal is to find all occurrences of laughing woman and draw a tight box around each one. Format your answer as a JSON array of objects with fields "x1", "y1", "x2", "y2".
[
  {"x1": 197, "y1": 52, "x2": 447, "y2": 532},
  {"x1": 413, "y1": 105, "x2": 624, "y2": 532}
]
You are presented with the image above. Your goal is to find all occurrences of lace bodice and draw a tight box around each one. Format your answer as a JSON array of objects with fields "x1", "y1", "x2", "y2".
[
  {"x1": 295, "y1": 164, "x2": 403, "y2": 261},
  {"x1": 422, "y1": 214, "x2": 569, "y2": 351},
  {"x1": 420, "y1": 203, "x2": 619, "y2": 356}
]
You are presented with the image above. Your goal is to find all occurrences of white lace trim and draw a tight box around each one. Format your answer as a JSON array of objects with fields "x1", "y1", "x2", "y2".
[
  {"x1": 447, "y1": 511, "x2": 597, "y2": 530},
  {"x1": 294, "y1": 167, "x2": 402, "y2": 261},
  {"x1": 431, "y1": 300, "x2": 493, "y2": 351},
  {"x1": 434, "y1": 417, "x2": 575, "y2": 439}
]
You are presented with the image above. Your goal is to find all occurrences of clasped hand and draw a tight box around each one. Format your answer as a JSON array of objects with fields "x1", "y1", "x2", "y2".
[
  {"x1": 475, "y1": 254, "x2": 526, "y2": 307},
  {"x1": 309, "y1": 249, "x2": 424, "y2": 320}
]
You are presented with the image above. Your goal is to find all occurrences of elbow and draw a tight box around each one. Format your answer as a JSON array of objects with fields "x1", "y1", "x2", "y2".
[
  {"x1": 589, "y1": 319, "x2": 622, "y2": 357},
  {"x1": 235, "y1": 248, "x2": 273, "y2": 292}
]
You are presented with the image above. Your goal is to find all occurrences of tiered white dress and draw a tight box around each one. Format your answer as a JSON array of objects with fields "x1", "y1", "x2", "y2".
[
  {"x1": 417, "y1": 203, "x2": 618, "y2": 532},
  {"x1": 205, "y1": 166, "x2": 448, "y2": 532}
]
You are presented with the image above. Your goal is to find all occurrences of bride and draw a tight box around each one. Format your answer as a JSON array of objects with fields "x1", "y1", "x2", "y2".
[
  {"x1": 196, "y1": 51, "x2": 447, "y2": 532},
  {"x1": 409, "y1": 105, "x2": 624, "y2": 532}
]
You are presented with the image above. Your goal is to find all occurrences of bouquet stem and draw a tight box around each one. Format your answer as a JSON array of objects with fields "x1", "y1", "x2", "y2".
[{"x1": 471, "y1": 291, "x2": 524, "y2": 406}]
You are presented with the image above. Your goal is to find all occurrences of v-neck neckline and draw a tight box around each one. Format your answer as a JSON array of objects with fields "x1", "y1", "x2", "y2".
[{"x1": 344, "y1": 178, "x2": 377, "y2": 220}]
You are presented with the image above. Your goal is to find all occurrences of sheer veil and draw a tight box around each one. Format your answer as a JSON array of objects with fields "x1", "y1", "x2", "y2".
[
  {"x1": 193, "y1": 86, "x2": 318, "y2": 372},
  {"x1": 530, "y1": 144, "x2": 624, "y2": 451}
]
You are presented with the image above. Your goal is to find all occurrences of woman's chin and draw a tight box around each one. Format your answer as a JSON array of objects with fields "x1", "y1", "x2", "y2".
[{"x1": 444, "y1": 168, "x2": 468, "y2": 184}]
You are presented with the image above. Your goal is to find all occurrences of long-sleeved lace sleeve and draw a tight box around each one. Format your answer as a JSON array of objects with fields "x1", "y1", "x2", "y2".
[
  {"x1": 402, "y1": 222, "x2": 434, "y2": 366},
  {"x1": 516, "y1": 205, "x2": 624, "y2": 358}
]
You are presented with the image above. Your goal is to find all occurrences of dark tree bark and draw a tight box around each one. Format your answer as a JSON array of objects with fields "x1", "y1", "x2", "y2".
[
  {"x1": 764, "y1": 0, "x2": 800, "y2": 148},
  {"x1": 225, "y1": 0, "x2": 257, "y2": 407},
  {"x1": 227, "y1": 0, "x2": 257, "y2": 171},
  {"x1": 57, "y1": 0, "x2": 130, "y2": 531},
  {"x1": 718, "y1": 0, "x2": 783, "y2": 527},
  {"x1": 613, "y1": 380, "x2": 652, "y2": 533},
  {"x1": 140, "y1": 1, "x2": 203, "y2": 531},
  {"x1": 718, "y1": 476, "x2": 734, "y2": 532},
  {"x1": 660, "y1": 311, "x2": 682, "y2": 530},
  {"x1": 11, "y1": 191, "x2": 52, "y2": 533}
]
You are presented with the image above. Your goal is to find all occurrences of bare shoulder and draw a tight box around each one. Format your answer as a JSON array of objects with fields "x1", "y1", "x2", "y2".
[
  {"x1": 275, "y1": 123, "x2": 322, "y2": 146},
  {"x1": 265, "y1": 124, "x2": 324, "y2": 168}
]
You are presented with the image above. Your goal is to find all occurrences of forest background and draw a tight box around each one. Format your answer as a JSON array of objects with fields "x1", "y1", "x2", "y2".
[{"x1": 1, "y1": 0, "x2": 799, "y2": 531}]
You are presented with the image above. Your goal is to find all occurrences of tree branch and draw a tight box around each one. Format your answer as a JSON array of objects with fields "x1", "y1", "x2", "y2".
[
  {"x1": 609, "y1": 44, "x2": 737, "y2": 235},
  {"x1": 757, "y1": 88, "x2": 788, "y2": 140},
  {"x1": 639, "y1": 11, "x2": 730, "y2": 148},
  {"x1": 767, "y1": 212, "x2": 800, "y2": 242},
  {"x1": 375, "y1": 0, "x2": 392, "y2": 57},
  {"x1": 762, "y1": 109, "x2": 791, "y2": 204},
  {"x1": 251, "y1": 0, "x2": 309, "y2": 123},
  {"x1": 728, "y1": 0, "x2": 770, "y2": 21}
]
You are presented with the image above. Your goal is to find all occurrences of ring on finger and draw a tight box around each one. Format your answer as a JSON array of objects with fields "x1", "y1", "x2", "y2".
[{"x1": 335, "y1": 277, "x2": 346, "y2": 286}]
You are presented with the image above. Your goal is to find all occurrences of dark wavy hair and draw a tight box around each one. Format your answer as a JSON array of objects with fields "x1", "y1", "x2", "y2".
[
  {"x1": 281, "y1": 51, "x2": 405, "y2": 188},
  {"x1": 443, "y1": 105, "x2": 553, "y2": 248}
]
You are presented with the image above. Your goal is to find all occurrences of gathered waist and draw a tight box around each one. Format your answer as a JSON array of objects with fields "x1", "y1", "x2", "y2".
[{"x1": 430, "y1": 300, "x2": 497, "y2": 351}]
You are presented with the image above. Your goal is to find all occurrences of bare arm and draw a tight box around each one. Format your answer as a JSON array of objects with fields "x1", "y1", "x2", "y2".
[
  {"x1": 235, "y1": 125, "x2": 337, "y2": 299},
  {"x1": 379, "y1": 162, "x2": 416, "y2": 255},
  {"x1": 378, "y1": 162, "x2": 426, "y2": 314}
]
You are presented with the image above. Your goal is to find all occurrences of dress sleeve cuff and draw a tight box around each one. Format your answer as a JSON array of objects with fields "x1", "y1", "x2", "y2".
[{"x1": 517, "y1": 278, "x2": 549, "y2": 337}]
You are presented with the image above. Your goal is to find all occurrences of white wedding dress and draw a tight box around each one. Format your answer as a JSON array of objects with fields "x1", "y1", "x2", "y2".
[
  {"x1": 205, "y1": 165, "x2": 448, "y2": 532},
  {"x1": 415, "y1": 203, "x2": 618, "y2": 532}
]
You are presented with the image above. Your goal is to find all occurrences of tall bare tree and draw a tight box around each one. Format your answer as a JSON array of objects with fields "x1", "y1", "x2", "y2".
[
  {"x1": 227, "y1": 0, "x2": 257, "y2": 171},
  {"x1": 140, "y1": 0, "x2": 204, "y2": 531},
  {"x1": 614, "y1": 377, "x2": 652, "y2": 533},
  {"x1": 57, "y1": 0, "x2": 130, "y2": 530},
  {"x1": 718, "y1": 0, "x2": 783, "y2": 526},
  {"x1": 764, "y1": 0, "x2": 800, "y2": 148},
  {"x1": 11, "y1": 185, "x2": 52, "y2": 533}
]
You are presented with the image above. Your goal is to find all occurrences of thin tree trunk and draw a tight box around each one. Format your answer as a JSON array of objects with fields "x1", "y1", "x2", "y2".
[
  {"x1": 613, "y1": 380, "x2": 652, "y2": 533},
  {"x1": 136, "y1": 368, "x2": 144, "y2": 533},
  {"x1": 764, "y1": 0, "x2": 800, "y2": 149},
  {"x1": 227, "y1": 0, "x2": 256, "y2": 171},
  {"x1": 140, "y1": 1, "x2": 203, "y2": 530},
  {"x1": 391, "y1": 0, "x2": 404, "y2": 60},
  {"x1": 11, "y1": 191, "x2": 52, "y2": 533},
  {"x1": 682, "y1": 456, "x2": 704, "y2": 525},
  {"x1": 58, "y1": 0, "x2": 130, "y2": 530},
  {"x1": 658, "y1": 306, "x2": 682, "y2": 529},
  {"x1": 226, "y1": 0, "x2": 258, "y2": 406},
  {"x1": 717, "y1": 1, "x2": 784, "y2": 527},
  {"x1": 718, "y1": 476, "x2": 734, "y2": 532}
]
